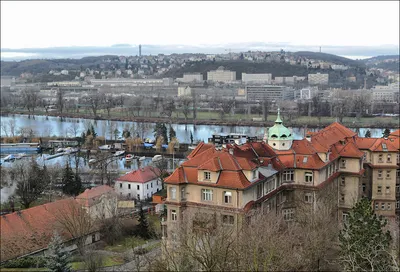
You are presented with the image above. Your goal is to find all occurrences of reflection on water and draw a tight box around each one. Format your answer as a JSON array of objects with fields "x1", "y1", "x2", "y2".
[{"x1": 0, "y1": 114, "x2": 394, "y2": 142}]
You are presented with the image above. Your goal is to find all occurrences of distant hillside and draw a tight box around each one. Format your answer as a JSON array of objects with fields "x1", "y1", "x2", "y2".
[
  {"x1": 0, "y1": 55, "x2": 120, "y2": 76},
  {"x1": 361, "y1": 55, "x2": 399, "y2": 72},
  {"x1": 164, "y1": 61, "x2": 314, "y2": 79},
  {"x1": 292, "y1": 51, "x2": 365, "y2": 67}
]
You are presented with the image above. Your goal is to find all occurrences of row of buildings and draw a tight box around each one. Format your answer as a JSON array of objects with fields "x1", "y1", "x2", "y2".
[{"x1": 162, "y1": 114, "x2": 400, "y2": 246}]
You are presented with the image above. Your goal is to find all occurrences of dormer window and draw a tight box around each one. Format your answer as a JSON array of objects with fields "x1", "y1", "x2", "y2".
[
  {"x1": 281, "y1": 134, "x2": 287, "y2": 138},
  {"x1": 252, "y1": 170, "x2": 258, "y2": 180},
  {"x1": 271, "y1": 134, "x2": 278, "y2": 138},
  {"x1": 204, "y1": 171, "x2": 211, "y2": 180}
]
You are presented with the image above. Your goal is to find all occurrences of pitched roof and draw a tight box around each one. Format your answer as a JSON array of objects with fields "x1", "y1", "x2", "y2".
[
  {"x1": 389, "y1": 129, "x2": 400, "y2": 138},
  {"x1": 116, "y1": 166, "x2": 161, "y2": 183},
  {"x1": 75, "y1": 185, "x2": 116, "y2": 207},
  {"x1": 310, "y1": 122, "x2": 356, "y2": 151},
  {"x1": 187, "y1": 142, "x2": 214, "y2": 159},
  {"x1": 0, "y1": 198, "x2": 82, "y2": 262},
  {"x1": 335, "y1": 141, "x2": 364, "y2": 158},
  {"x1": 369, "y1": 138, "x2": 399, "y2": 152}
]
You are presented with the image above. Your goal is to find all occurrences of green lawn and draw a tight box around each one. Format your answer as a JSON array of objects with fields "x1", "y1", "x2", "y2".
[
  {"x1": 104, "y1": 236, "x2": 147, "y2": 253},
  {"x1": 70, "y1": 256, "x2": 124, "y2": 270}
]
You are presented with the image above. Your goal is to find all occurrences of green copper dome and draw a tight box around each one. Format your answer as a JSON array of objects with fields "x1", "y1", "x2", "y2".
[{"x1": 268, "y1": 109, "x2": 293, "y2": 140}]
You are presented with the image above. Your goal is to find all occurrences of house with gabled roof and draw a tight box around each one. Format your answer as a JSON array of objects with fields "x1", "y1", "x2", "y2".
[
  {"x1": 115, "y1": 166, "x2": 162, "y2": 201},
  {"x1": 162, "y1": 110, "x2": 399, "y2": 247},
  {"x1": 0, "y1": 185, "x2": 116, "y2": 263}
]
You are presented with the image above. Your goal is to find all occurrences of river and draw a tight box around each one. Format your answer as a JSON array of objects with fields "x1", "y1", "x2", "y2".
[{"x1": 0, "y1": 114, "x2": 394, "y2": 142}]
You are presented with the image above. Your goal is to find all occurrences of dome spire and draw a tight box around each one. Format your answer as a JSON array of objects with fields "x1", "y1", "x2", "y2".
[{"x1": 275, "y1": 108, "x2": 283, "y2": 124}]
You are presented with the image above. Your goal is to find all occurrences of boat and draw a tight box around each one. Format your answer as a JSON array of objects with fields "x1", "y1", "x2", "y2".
[
  {"x1": 152, "y1": 155, "x2": 162, "y2": 162},
  {"x1": 3, "y1": 154, "x2": 16, "y2": 162},
  {"x1": 138, "y1": 156, "x2": 146, "y2": 161},
  {"x1": 64, "y1": 147, "x2": 78, "y2": 154},
  {"x1": 56, "y1": 148, "x2": 65, "y2": 153},
  {"x1": 114, "y1": 150, "x2": 125, "y2": 157},
  {"x1": 88, "y1": 159, "x2": 97, "y2": 164},
  {"x1": 125, "y1": 154, "x2": 133, "y2": 161},
  {"x1": 99, "y1": 145, "x2": 112, "y2": 150},
  {"x1": 44, "y1": 153, "x2": 64, "y2": 160}
]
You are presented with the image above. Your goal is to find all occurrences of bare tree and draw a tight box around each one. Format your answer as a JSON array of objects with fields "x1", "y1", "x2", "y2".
[
  {"x1": 67, "y1": 122, "x2": 80, "y2": 138},
  {"x1": 54, "y1": 200, "x2": 94, "y2": 255},
  {"x1": 56, "y1": 89, "x2": 64, "y2": 114},
  {"x1": 103, "y1": 93, "x2": 115, "y2": 117},
  {"x1": 179, "y1": 97, "x2": 192, "y2": 121}
]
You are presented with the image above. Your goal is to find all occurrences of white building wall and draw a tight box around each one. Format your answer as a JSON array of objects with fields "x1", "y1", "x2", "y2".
[
  {"x1": 115, "y1": 178, "x2": 162, "y2": 200},
  {"x1": 207, "y1": 70, "x2": 236, "y2": 82},
  {"x1": 242, "y1": 73, "x2": 272, "y2": 84}
]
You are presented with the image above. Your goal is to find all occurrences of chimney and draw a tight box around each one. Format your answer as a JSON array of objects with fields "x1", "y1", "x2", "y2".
[{"x1": 229, "y1": 148, "x2": 234, "y2": 155}]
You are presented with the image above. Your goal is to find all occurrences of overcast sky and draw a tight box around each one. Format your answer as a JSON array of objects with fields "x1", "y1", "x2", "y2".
[{"x1": 1, "y1": 1, "x2": 399, "y2": 49}]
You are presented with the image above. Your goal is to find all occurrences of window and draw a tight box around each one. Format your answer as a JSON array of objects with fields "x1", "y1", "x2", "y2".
[
  {"x1": 151, "y1": 182, "x2": 153, "y2": 188},
  {"x1": 170, "y1": 187, "x2": 177, "y2": 200},
  {"x1": 283, "y1": 208, "x2": 294, "y2": 221},
  {"x1": 378, "y1": 170, "x2": 383, "y2": 179},
  {"x1": 224, "y1": 191, "x2": 232, "y2": 204},
  {"x1": 181, "y1": 187, "x2": 186, "y2": 201},
  {"x1": 396, "y1": 201, "x2": 400, "y2": 209},
  {"x1": 147, "y1": 184, "x2": 149, "y2": 189},
  {"x1": 137, "y1": 194, "x2": 140, "y2": 200},
  {"x1": 340, "y1": 194, "x2": 345, "y2": 203},
  {"x1": 387, "y1": 203, "x2": 391, "y2": 210},
  {"x1": 252, "y1": 170, "x2": 258, "y2": 180},
  {"x1": 283, "y1": 170, "x2": 294, "y2": 182},
  {"x1": 342, "y1": 212, "x2": 349, "y2": 223},
  {"x1": 386, "y1": 171, "x2": 391, "y2": 179},
  {"x1": 378, "y1": 154, "x2": 383, "y2": 162},
  {"x1": 341, "y1": 159, "x2": 346, "y2": 168},
  {"x1": 119, "y1": 183, "x2": 122, "y2": 188},
  {"x1": 381, "y1": 203, "x2": 385, "y2": 210},
  {"x1": 363, "y1": 152, "x2": 367, "y2": 161},
  {"x1": 257, "y1": 183, "x2": 263, "y2": 199},
  {"x1": 340, "y1": 176, "x2": 346, "y2": 186},
  {"x1": 202, "y1": 189, "x2": 213, "y2": 201},
  {"x1": 137, "y1": 185, "x2": 140, "y2": 190},
  {"x1": 375, "y1": 203, "x2": 379, "y2": 210},
  {"x1": 386, "y1": 186, "x2": 390, "y2": 194},
  {"x1": 222, "y1": 215, "x2": 234, "y2": 225},
  {"x1": 128, "y1": 184, "x2": 131, "y2": 189},
  {"x1": 305, "y1": 172, "x2": 313, "y2": 183},
  {"x1": 397, "y1": 170, "x2": 400, "y2": 178},
  {"x1": 387, "y1": 154, "x2": 392, "y2": 162},
  {"x1": 204, "y1": 171, "x2": 211, "y2": 180},
  {"x1": 377, "y1": 186, "x2": 382, "y2": 194},
  {"x1": 157, "y1": 180, "x2": 159, "y2": 185},
  {"x1": 304, "y1": 193, "x2": 313, "y2": 203},
  {"x1": 396, "y1": 185, "x2": 400, "y2": 193},
  {"x1": 171, "y1": 210, "x2": 177, "y2": 221},
  {"x1": 362, "y1": 183, "x2": 366, "y2": 193},
  {"x1": 128, "y1": 193, "x2": 131, "y2": 198}
]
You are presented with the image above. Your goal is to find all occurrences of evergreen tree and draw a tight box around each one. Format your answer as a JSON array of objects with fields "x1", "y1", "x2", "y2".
[
  {"x1": 382, "y1": 128, "x2": 391, "y2": 138},
  {"x1": 154, "y1": 122, "x2": 168, "y2": 145},
  {"x1": 364, "y1": 129, "x2": 371, "y2": 138},
  {"x1": 90, "y1": 125, "x2": 97, "y2": 138},
  {"x1": 169, "y1": 126, "x2": 176, "y2": 142},
  {"x1": 136, "y1": 205, "x2": 151, "y2": 239},
  {"x1": 86, "y1": 128, "x2": 91, "y2": 137},
  {"x1": 339, "y1": 198, "x2": 394, "y2": 271},
  {"x1": 46, "y1": 231, "x2": 71, "y2": 272},
  {"x1": 190, "y1": 131, "x2": 194, "y2": 145},
  {"x1": 62, "y1": 163, "x2": 82, "y2": 196}
]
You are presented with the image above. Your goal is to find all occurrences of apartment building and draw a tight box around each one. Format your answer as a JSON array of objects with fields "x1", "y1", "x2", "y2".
[
  {"x1": 242, "y1": 73, "x2": 272, "y2": 84},
  {"x1": 176, "y1": 73, "x2": 203, "y2": 83},
  {"x1": 245, "y1": 85, "x2": 294, "y2": 102},
  {"x1": 207, "y1": 67, "x2": 236, "y2": 83},
  {"x1": 162, "y1": 112, "x2": 400, "y2": 248},
  {"x1": 308, "y1": 73, "x2": 329, "y2": 85},
  {"x1": 177, "y1": 86, "x2": 192, "y2": 97},
  {"x1": 372, "y1": 84, "x2": 400, "y2": 103}
]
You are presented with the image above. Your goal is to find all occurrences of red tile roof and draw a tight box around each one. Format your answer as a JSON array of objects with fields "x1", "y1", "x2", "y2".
[
  {"x1": 389, "y1": 129, "x2": 400, "y2": 138},
  {"x1": 116, "y1": 166, "x2": 161, "y2": 183},
  {"x1": 335, "y1": 141, "x2": 364, "y2": 158},
  {"x1": 75, "y1": 185, "x2": 116, "y2": 207},
  {"x1": 0, "y1": 198, "x2": 83, "y2": 262},
  {"x1": 310, "y1": 122, "x2": 356, "y2": 152},
  {"x1": 187, "y1": 142, "x2": 214, "y2": 159}
]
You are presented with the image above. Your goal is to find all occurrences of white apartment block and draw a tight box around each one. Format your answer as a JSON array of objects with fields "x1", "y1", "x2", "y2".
[
  {"x1": 372, "y1": 84, "x2": 400, "y2": 103},
  {"x1": 308, "y1": 73, "x2": 329, "y2": 85},
  {"x1": 178, "y1": 86, "x2": 192, "y2": 97},
  {"x1": 176, "y1": 73, "x2": 203, "y2": 83},
  {"x1": 242, "y1": 73, "x2": 272, "y2": 84},
  {"x1": 207, "y1": 67, "x2": 236, "y2": 82},
  {"x1": 274, "y1": 76, "x2": 296, "y2": 85}
]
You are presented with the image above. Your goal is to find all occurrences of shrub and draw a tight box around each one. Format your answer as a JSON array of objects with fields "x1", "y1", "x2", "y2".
[
  {"x1": 133, "y1": 248, "x2": 148, "y2": 255},
  {"x1": 1, "y1": 256, "x2": 47, "y2": 268}
]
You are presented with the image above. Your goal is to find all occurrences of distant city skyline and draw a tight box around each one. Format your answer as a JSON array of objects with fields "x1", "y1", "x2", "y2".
[{"x1": 1, "y1": 1, "x2": 399, "y2": 49}]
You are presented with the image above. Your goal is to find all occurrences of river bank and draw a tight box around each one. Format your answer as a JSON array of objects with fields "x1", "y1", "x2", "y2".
[{"x1": 1, "y1": 109, "x2": 399, "y2": 129}]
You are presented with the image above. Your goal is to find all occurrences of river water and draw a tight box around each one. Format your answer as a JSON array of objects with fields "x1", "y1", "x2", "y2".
[
  {"x1": 0, "y1": 114, "x2": 393, "y2": 142},
  {"x1": 0, "y1": 114, "x2": 396, "y2": 203}
]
